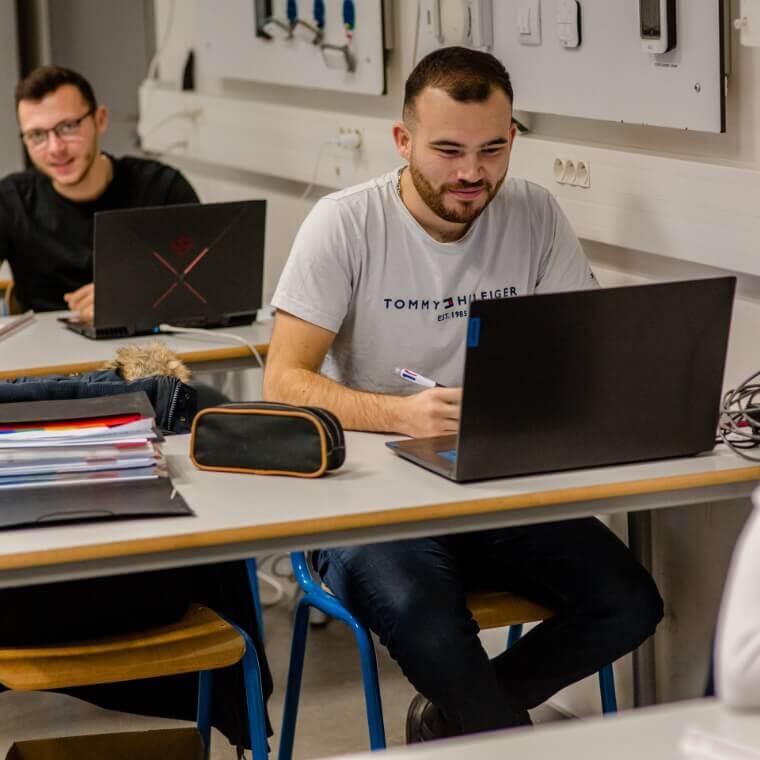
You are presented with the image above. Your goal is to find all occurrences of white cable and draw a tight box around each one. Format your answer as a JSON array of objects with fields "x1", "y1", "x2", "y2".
[
  {"x1": 145, "y1": 139, "x2": 189, "y2": 156},
  {"x1": 254, "y1": 552, "x2": 296, "y2": 607},
  {"x1": 256, "y1": 570, "x2": 285, "y2": 606},
  {"x1": 411, "y1": 0, "x2": 421, "y2": 66},
  {"x1": 138, "y1": 109, "x2": 202, "y2": 143},
  {"x1": 147, "y1": 0, "x2": 178, "y2": 82},
  {"x1": 300, "y1": 142, "x2": 332, "y2": 201},
  {"x1": 158, "y1": 323, "x2": 265, "y2": 370},
  {"x1": 300, "y1": 135, "x2": 362, "y2": 201},
  {"x1": 139, "y1": 0, "x2": 179, "y2": 153}
]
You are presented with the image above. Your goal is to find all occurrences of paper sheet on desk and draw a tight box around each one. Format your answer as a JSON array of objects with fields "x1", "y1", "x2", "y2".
[
  {"x1": 680, "y1": 726, "x2": 760, "y2": 759},
  {"x1": 0, "y1": 417, "x2": 155, "y2": 446}
]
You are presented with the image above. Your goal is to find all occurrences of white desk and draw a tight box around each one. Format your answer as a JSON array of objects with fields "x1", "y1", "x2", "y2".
[
  {"x1": 324, "y1": 699, "x2": 760, "y2": 759},
  {"x1": 0, "y1": 311, "x2": 272, "y2": 379},
  {"x1": 0, "y1": 432, "x2": 755, "y2": 591}
]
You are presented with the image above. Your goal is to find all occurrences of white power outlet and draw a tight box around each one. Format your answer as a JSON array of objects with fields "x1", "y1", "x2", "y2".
[
  {"x1": 335, "y1": 128, "x2": 362, "y2": 150},
  {"x1": 736, "y1": 0, "x2": 760, "y2": 47},
  {"x1": 553, "y1": 157, "x2": 591, "y2": 188}
]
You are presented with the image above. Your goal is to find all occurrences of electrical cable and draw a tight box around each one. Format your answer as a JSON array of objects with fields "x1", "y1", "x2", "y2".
[
  {"x1": 249, "y1": 553, "x2": 289, "y2": 607},
  {"x1": 272, "y1": 553, "x2": 296, "y2": 579},
  {"x1": 411, "y1": 0, "x2": 421, "y2": 67},
  {"x1": 139, "y1": 0, "x2": 187, "y2": 154},
  {"x1": 147, "y1": 0, "x2": 178, "y2": 82},
  {"x1": 300, "y1": 142, "x2": 332, "y2": 201},
  {"x1": 158, "y1": 323, "x2": 265, "y2": 370},
  {"x1": 137, "y1": 108, "x2": 202, "y2": 146},
  {"x1": 716, "y1": 368, "x2": 760, "y2": 461},
  {"x1": 256, "y1": 569, "x2": 286, "y2": 605}
]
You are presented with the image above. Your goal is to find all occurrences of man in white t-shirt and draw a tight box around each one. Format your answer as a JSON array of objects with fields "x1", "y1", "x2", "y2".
[{"x1": 266, "y1": 47, "x2": 663, "y2": 741}]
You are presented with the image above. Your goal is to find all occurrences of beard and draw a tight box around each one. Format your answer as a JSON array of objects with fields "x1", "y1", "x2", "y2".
[{"x1": 408, "y1": 159, "x2": 507, "y2": 225}]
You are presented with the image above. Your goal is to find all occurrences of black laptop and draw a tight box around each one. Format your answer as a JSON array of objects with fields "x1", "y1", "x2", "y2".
[
  {"x1": 387, "y1": 277, "x2": 736, "y2": 482},
  {"x1": 61, "y1": 200, "x2": 266, "y2": 339}
]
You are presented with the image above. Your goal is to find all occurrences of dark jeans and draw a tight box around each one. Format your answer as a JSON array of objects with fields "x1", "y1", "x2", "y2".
[{"x1": 316, "y1": 517, "x2": 663, "y2": 735}]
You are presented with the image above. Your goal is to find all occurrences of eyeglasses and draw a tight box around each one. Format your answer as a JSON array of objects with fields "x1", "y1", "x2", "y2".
[{"x1": 19, "y1": 109, "x2": 95, "y2": 149}]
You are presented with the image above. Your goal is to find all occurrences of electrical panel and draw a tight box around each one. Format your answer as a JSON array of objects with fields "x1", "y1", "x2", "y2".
[
  {"x1": 415, "y1": 0, "x2": 727, "y2": 133},
  {"x1": 197, "y1": 0, "x2": 390, "y2": 95}
]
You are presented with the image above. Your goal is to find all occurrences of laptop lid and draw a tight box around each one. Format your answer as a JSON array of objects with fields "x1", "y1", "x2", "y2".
[
  {"x1": 89, "y1": 200, "x2": 265, "y2": 338},
  {"x1": 449, "y1": 277, "x2": 736, "y2": 481}
]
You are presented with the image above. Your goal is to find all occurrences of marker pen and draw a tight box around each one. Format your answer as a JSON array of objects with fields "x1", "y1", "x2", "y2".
[{"x1": 394, "y1": 367, "x2": 446, "y2": 388}]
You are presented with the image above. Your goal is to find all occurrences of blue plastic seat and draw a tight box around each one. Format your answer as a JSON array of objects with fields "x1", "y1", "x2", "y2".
[{"x1": 278, "y1": 552, "x2": 617, "y2": 758}]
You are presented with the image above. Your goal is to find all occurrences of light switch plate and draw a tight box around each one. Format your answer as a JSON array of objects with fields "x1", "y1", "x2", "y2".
[
  {"x1": 517, "y1": 0, "x2": 542, "y2": 46},
  {"x1": 557, "y1": 0, "x2": 581, "y2": 48}
]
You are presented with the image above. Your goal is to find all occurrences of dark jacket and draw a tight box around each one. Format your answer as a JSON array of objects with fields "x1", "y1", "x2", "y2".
[{"x1": 0, "y1": 371, "x2": 196, "y2": 434}]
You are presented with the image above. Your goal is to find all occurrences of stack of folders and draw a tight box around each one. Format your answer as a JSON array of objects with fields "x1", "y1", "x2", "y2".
[{"x1": 0, "y1": 393, "x2": 164, "y2": 491}]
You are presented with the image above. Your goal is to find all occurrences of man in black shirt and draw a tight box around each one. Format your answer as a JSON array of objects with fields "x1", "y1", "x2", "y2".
[
  {"x1": 0, "y1": 65, "x2": 197, "y2": 319},
  {"x1": 0, "y1": 68, "x2": 270, "y2": 754}
]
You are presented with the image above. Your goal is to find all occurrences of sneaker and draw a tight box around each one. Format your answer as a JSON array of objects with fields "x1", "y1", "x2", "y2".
[{"x1": 405, "y1": 693, "x2": 461, "y2": 743}]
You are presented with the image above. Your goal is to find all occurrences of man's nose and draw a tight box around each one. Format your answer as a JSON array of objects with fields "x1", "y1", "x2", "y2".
[
  {"x1": 46, "y1": 131, "x2": 66, "y2": 154},
  {"x1": 455, "y1": 153, "x2": 483, "y2": 184}
]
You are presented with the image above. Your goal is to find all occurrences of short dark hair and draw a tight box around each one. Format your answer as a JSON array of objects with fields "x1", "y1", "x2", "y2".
[
  {"x1": 403, "y1": 46, "x2": 513, "y2": 122},
  {"x1": 15, "y1": 66, "x2": 97, "y2": 112}
]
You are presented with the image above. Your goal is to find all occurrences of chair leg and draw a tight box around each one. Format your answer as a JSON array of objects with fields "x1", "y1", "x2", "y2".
[
  {"x1": 278, "y1": 598, "x2": 312, "y2": 760},
  {"x1": 196, "y1": 670, "x2": 213, "y2": 760},
  {"x1": 239, "y1": 634, "x2": 271, "y2": 759},
  {"x1": 506, "y1": 624, "x2": 523, "y2": 649},
  {"x1": 246, "y1": 558, "x2": 266, "y2": 644},
  {"x1": 598, "y1": 664, "x2": 618, "y2": 714},
  {"x1": 350, "y1": 620, "x2": 386, "y2": 750}
]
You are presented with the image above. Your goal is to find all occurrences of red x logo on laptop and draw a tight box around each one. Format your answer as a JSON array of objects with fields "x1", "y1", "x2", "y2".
[{"x1": 151, "y1": 246, "x2": 209, "y2": 308}]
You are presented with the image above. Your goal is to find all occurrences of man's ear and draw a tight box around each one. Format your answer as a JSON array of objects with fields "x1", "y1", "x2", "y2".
[
  {"x1": 392, "y1": 121, "x2": 412, "y2": 162},
  {"x1": 94, "y1": 105, "x2": 109, "y2": 135}
]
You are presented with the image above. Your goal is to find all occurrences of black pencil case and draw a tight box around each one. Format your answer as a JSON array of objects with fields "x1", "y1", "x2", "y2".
[{"x1": 190, "y1": 402, "x2": 345, "y2": 478}]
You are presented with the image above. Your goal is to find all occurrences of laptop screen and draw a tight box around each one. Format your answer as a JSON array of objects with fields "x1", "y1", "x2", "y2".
[{"x1": 92, "y1": 200, "x2": 265, "y2": 336}]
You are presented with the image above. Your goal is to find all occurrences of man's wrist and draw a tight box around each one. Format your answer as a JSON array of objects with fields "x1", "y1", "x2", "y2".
[{"x1": 381, "y1": 393, "x2": 407, "y2": 436}]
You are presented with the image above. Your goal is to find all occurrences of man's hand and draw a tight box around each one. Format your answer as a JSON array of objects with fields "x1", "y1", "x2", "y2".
[
  {"x1": 64, "y1": 283, "x2": 95, "y2": 322},
  {"x1": 395, "y1": 387, "x2": 463, "y2": 438}
]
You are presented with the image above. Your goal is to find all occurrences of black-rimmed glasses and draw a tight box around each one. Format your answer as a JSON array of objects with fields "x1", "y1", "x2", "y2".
[{"x1": 20, "y1": 109, "x2": 95, "y2": 149}]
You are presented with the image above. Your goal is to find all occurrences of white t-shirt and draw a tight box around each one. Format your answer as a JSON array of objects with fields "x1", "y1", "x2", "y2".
[
  {"x1": 272, "y1": 168, "x2": 597, "y2": 394},
  {"x1": 717, "y1": 490, "x2": 760, "y2": 708}
]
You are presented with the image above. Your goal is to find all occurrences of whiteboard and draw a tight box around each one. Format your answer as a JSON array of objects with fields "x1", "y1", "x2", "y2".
[
  {"x1": 414, "y1": 0, "x2": 726, "y2": 133},
  {"x1": 197, "y1": 0, "x2": 389, "y2": 95}
]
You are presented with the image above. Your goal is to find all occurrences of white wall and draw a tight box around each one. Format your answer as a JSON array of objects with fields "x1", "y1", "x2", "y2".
[{"x1": 149, "y1": 0, "x2": 760, "y2": 712}]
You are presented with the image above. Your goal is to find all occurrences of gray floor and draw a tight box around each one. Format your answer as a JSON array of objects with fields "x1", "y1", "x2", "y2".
[{"x1": 0, "y1": 583, "x2": 567, "y2": 759}]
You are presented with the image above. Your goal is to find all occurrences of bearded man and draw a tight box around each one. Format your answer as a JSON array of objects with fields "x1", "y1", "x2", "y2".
[
  {"x1": 264, "y1": 46, "x2": 662, "y2": 742},
  {"x1": 0, "y1": 65, "x2": 197, "y2": 321}
]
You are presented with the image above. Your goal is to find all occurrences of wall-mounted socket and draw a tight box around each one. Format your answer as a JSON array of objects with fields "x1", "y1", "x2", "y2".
[
  {"x1": 335, "y1": 127, "x2": 362, "y2": 150},
  {"x1": 553, "y1": 157, "x2": 591, "y2": 187}
]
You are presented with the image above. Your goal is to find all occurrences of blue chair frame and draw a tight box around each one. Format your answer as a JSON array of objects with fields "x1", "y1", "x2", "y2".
[
  {"x1": 506, "y1": 624, "x2": 617, "y2": 714},
  {"x1": 196, "y1": 558, "x2": 270, "y2": 759},
  {"x1": 279, "y1": 552, "x2": 618, "y2": 759},
  {"x1": 247, "y1": 557, "x2": 267, "y2": 644},
  {"x1": 278, "y1": 552, "x2": 385, "y2": 760}
]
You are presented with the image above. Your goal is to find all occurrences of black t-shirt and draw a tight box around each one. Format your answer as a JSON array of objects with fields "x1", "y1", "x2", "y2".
[{"x1": 0, "y1": 155, "x2": 199, "y2": 311}]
